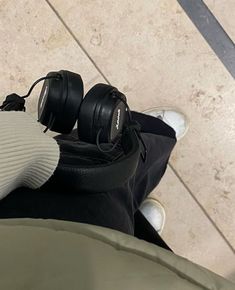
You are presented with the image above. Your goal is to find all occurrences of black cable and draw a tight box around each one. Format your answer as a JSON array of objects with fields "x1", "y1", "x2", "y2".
[
  {"x1": 113, "y1": 92, "x2": 147, "y2": 162},
  {"x1": 96, "y1": 91, "x2": 147, "y2": 162},
  {"x1": 96, "y1": 128, "x2": 121, "y2": 153},
  {"x1": 0, "y1": 75, "x2": 61, "y2": 112},
  {"x1": 22, "y1": 75, "x2": 61, "y2": 99}
]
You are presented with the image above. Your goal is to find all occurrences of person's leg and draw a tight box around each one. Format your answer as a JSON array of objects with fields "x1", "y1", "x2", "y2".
[
  {"x1": 129, "y1": 109, "x2": 188, "y2": 251},
  {"x1": 132, "y1": 108, "x2": 188, "y2": 230},
  {"x1": 129, "y1": 111, "x2": 177, "y2": 212},
  {"x1": 134, "y1": 210, "x2": 173, "y2": 252}
]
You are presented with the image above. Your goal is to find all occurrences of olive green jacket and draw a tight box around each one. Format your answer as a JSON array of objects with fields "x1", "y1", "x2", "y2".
[{"x1": 0, "y1": 218, "x2": 234, "y2": 290}]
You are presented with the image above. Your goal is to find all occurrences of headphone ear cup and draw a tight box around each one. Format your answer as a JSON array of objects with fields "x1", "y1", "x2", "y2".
[
  {"x1": 38, "y1": 70, "x2": 84, "y2": 134},
  {"x1": 77, "y1": 84, "x2": 125, "y2": 144},
  {"x1": 78, "y1": 84, "x2": 115, "y2": 143}
]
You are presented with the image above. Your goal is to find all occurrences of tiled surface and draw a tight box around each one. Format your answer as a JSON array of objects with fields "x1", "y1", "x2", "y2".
[
  {"x1": 0, "y1": 0, "x2": 234, "y2": 282},
  {"x1": 150, "y1": 167, "x2": 235, "y2": 280},
  {"x1": 205, "y1": 0, "x2": 235, "y2": 42},
  {"x1": 0, "y1": 0, "x2": 104, "y2": 115},
  {"x1": 49, "y1": 0, "x2": 235, "y2": 263}
]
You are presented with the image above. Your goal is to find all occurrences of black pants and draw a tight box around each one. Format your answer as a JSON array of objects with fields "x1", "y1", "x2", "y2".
[{"x1": 0, "y1": 112, "x2": 176, "y2": 249}]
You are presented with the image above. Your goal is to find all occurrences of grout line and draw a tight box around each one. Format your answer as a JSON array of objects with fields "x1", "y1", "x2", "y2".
[
  {"x1": 177, "y1": 0, "x2": 235, "y2": 79},
  {"x1": 169, "y1": 162, "x2": 235, "y2": 254},
  {"x1": 45, "y1": 0, "x2": 111, "y2": 85},
  {"x1": 45, "y1": 0, "x2": 235, "y2": 254}
]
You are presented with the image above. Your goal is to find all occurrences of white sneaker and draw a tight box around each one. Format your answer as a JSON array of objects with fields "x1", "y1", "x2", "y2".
[
  {"x1": 139, "y1": 198, "x2": 166, "y2": 235},
  {"x1": 142, "y1": 107, "x2": 189, "y2": 140}
]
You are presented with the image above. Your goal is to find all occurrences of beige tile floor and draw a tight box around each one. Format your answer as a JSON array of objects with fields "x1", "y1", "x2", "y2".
[
  {"x1": 0, "y1": 0, "x2": 234, "y2": 282},
  {"x1": 205, "y1": 0, "x2": 235, "y2": 42}
]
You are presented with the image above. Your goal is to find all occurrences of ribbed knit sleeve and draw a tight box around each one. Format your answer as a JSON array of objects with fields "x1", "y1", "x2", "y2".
[{"x1": 0, "y1": 111, "x2": 60, "y2": 200}]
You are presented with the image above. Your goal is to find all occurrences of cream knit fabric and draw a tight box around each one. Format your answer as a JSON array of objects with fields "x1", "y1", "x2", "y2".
[{"x1": 0, "y1": 111, "x2": 60, "y2": 200}]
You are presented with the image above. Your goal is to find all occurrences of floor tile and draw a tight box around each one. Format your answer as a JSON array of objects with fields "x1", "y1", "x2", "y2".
[
  {"x1": 0, "y1": 0, "x2": 104, "y2": 117},
  {"x1": 150, "y1": 166, "x2": 235, "y2": 281},
  {"x1": 204, "y1": 0, "x2": 235, "y2": 42},
  {"x1": 49, "y1": 0, "x2": 235, "y2": 250}
]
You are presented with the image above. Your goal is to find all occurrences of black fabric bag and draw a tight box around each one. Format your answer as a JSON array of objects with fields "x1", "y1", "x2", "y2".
[{"x1": 0, "y1": 111, "x2": 176, "y2": 248}]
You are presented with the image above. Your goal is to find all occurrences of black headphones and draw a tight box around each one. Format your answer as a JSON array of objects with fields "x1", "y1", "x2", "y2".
[{"x1": 0, "y1": 70, "x2": 147, "y2": 192}]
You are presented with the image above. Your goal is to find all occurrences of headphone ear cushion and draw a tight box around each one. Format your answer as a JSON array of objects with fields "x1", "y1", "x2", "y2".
[
  {"x1": 78, "y1": 84, "x2": 116, "y2": 143},
  {"x1": 38, "y1": 70, "x2": 84, "y2": 134}
]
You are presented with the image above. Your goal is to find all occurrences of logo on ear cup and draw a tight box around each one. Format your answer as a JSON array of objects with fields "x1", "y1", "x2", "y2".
[{"x1": 116, "y1": 109, "x2": 121, "y2": 130}]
